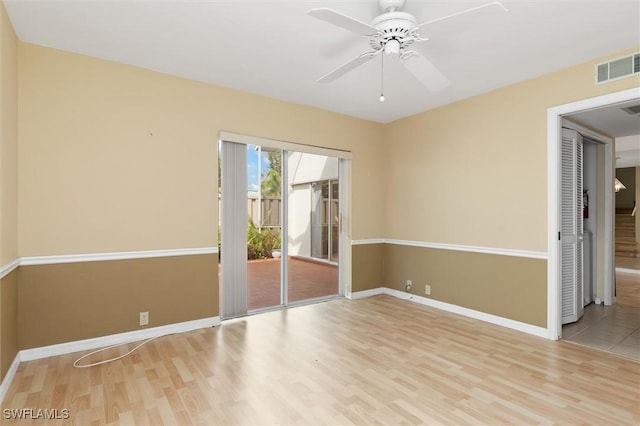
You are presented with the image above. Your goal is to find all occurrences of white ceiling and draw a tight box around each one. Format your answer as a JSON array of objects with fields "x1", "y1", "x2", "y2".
[
  {"x1": 569, "y1": 100, "x2": 640, "y2": 138},
  {"x1": 614, "y1": 135, "x2": 640, "y2": 168},
  {"x1": 4, "y1": 0, "x2": 640, "y2": 124},
  {"x1": 568, "y1": 100, "x2": 640, "y2": 168}
]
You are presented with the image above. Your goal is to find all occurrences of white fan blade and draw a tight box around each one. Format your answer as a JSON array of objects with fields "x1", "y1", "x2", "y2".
[
  {"x1": 401, "y1": 51, "x2": 450, "y2": 91},
  {"x1": 416, "y1": 1, "x2": 508, "y2": 30},
  {"x1": 308, "y1": 8, "x2": 378, "y2": 36},
  {"x1": 318, "y1": 50, "x2": 381, "y2": 83}
]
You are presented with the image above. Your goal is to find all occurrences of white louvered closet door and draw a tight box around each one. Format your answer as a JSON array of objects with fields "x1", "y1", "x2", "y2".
[{"x1": 561, "y1": 128, "x2": 585, "y2": 325}]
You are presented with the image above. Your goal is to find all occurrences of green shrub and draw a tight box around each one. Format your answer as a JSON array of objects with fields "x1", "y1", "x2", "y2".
[{"x1": 247, "y1": 220, "x2": 281, "y2": 260}]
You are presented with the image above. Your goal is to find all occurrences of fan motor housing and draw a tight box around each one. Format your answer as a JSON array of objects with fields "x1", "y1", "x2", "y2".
[{"x1": 370, "y1": 11, "x2": 417, "y2": 51}]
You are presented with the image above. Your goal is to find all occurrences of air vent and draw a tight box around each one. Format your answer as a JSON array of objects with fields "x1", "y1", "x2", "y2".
[
  {"x1": 595, "y1": 52, "x2": 640, "y2": 84},
  {"x1": 621, "y1": 104, "x2": 640, "y2": 115}
]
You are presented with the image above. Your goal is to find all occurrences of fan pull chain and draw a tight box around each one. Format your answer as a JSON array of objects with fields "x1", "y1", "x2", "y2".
[{"x1": 379, "y1": 52, "x2": 385, "y2": 102}]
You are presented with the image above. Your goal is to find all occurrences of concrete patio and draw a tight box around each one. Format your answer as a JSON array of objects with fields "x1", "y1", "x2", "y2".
[{"x1": 246, "y1": 256, "x2": 338, "y2": 310}]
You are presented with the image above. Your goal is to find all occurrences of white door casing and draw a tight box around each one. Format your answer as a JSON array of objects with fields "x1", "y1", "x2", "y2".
[{"x1": 547, "y1": 87, "x2": 634, "y2": 339}]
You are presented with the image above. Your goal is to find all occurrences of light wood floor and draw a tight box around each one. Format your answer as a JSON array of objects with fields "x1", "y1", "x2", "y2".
[
  {"x1": 615, "y1": 251, "x2": 639, "y2": 309},
  {"x1": 616, "y1": 255, "x2": 640, "y2": 270},
  {"x1": 614, "y1": 208, "x2": 639, "y2": 308},
  {"x1": 617, "y1": 271, "x2": 640, "y2": 308},
  {"x1": 2, "y1": 296, "x2": 639, "y2": 425}
]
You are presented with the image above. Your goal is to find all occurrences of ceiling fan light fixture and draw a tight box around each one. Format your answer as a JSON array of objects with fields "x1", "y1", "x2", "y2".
[
  {"x1": 384, "y1": 39, "x2": 400, "y2": 55},
  {"x1": 615, "y1": 178, "x2": 626, "y2": 192}
]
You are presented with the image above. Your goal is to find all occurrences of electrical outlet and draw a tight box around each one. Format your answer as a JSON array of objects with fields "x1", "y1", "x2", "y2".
[
  {"x1": 405, "y1": 280, "x2": 412, "y2": 292},
  {"x1": 425, "y1": 285, "x2": 431, "y2": 295},
  {"x1": 139, "y1": 311, "x2": 149, "y2": 326}
]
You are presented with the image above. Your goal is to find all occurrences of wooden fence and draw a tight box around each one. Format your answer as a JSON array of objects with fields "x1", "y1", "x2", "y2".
[
  {"x1": 218, "y1": 195, "x2": 337, "y2": 227},
  {"x1": 248, "y1": 195, "x2": 281, "y2": 227}
]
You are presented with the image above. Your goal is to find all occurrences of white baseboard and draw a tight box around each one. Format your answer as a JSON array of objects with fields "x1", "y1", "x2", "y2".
[
  {"x1": 350, "y1": 286, "x2": 549, "y2": 339},
  {"x1": 1, "y1": 316, "x2": 221, "y2": 403},
  {"x1": 20, "y1": 316, "x2": 221, "y2": 362},
  {"x1": 0, "y1": 354, "x2": 21, "y2": 404},
  {"x1": 616, "y1": 267, "x2": 640, "y2": 275},
  {"x1": 347, "y1": 288, "x2": 384, "y2": 300}
]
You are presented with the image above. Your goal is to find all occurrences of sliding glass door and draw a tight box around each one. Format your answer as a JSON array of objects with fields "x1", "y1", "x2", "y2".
[
  {"x1": 247, "y1": 145, "x2": 283, "y2": 311},
  {"x1": 309, "y1": 180, "x2": 339, "y2": 262},
  {"x1": 219, "y1": 140, "x2": 342, "y2": 318},
  {"x1": 287, "y1": 155, "x2": 340, "y2": 304}
]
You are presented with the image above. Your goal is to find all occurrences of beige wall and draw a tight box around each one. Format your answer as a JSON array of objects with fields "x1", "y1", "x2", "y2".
[
  {"x1": 3, "y1": 26, "x2": 639, "y2": 356},
  {"x1": 1, "y1": 270, "x2": 18, "y2": 377},
  {"x1": 0, "y1": 1, "x2": 18, "y2": 266},
  {"x1": 384, "y1": 46, "x2": 640, "y2": 252},
  {"x1": 0, "y1": 1, "x2": 19, "y2": 383},
  {"x1": 18, "y1": 43, "x2": 385, "y2": 257},
  {"x1": 18, "y1": 255, "x2": 217, "y2": 349},
  {"x1": 13, "y1": 42, "x2": 385, "y2": 351},
  {"x1": 383, "y1": 245, "x2": 547, "y2": 327},
  {"x1": 376, "y1": 46, "x2": 639, "y2": 325},
  {"x1": 352, "y1": 244, "x2": 384, "y2": 292}
]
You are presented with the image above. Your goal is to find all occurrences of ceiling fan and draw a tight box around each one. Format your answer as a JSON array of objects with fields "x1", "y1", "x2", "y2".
[{"x1": 308, "y1": 0, "x2": 507, "y2": 95}]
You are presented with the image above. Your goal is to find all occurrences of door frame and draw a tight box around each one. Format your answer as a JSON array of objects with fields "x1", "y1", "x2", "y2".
[{"x1": 547, "y1": 87, "x2": 638, "y2": 339}]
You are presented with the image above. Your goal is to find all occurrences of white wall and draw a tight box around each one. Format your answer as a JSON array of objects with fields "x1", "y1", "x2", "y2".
[
  {"x1": 287, "y1": 152, "x2": 338, "y2": 257},
  {"x1": 288, "y1": 152, "x2": 338, "y2": 185},
  {"x1": 615, "y1": 135, "x2": 640, "y2": 169},
  {"x1": 583, "y1": 141, "x2": 598, "y2": 305},
  {"x1": 288, "y1": 184, "x2": 311, "y2": 257}
]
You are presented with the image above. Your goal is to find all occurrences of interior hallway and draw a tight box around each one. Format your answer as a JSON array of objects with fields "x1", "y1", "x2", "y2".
[{"x1": 563, "y1": 209, "x2": 639, "y2": 359}]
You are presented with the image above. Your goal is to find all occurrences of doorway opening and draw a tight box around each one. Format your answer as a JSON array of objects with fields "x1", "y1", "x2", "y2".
[{"x1": 547, "y1": 87, "x2": 639, "y2": 341}]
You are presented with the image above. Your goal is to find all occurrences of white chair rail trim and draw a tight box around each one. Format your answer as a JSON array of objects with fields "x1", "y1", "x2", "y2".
[
  {"x1": 17, "y1": 247, "x2": 219, "y2": 266},
  {"x1": 351, "y1": 239, "x2": 547, "y2": 260},
  {"x1": 0, "y1": 258, "x2": 20, "y2": 280}
]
